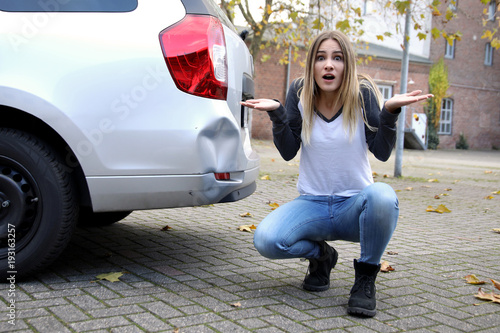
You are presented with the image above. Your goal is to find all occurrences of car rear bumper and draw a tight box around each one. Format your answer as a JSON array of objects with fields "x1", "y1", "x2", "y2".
[{"x1": 86, "y1": 165, "x2": 259, "y2": 212}]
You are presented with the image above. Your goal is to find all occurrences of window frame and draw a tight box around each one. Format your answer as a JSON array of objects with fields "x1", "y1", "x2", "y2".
[
  {"x1": 485, "y1": 42, "x2": 494, "y2": 66},
  {"x1": 444, "y1": 39, "x2": 456, "y2": 59},
  {"x1": 377, "y1": 84, "x2": 393, "y2": 102},
  {"x1": 488, "y1": 0, "x2": 497, "y2": 21},
  {"x1": 438, "y1": 98, "x2": 453, "y2": 135},
  {"x1": 449, "y1": 0, "x2": 458, "y2": 12}
]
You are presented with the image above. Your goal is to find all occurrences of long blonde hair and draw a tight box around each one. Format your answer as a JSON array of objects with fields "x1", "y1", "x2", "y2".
[{"x1": 299, "y1": 31, "x2": 383, "y2": 145}]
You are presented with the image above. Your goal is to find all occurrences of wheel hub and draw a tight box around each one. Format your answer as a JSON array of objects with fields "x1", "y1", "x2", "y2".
[{"x1": 0, "y1": 157, "x2": 40, "y2": 245}]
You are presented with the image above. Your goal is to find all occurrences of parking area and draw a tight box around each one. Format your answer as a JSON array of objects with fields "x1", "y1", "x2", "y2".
[{"x1": 1, "y1": 140, "x2": 500, "y2": 332}]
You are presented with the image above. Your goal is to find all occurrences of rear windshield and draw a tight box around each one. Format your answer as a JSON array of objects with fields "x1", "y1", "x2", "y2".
[{"x1": 0, "y1": 0, "x2": 138, "y2": 12}]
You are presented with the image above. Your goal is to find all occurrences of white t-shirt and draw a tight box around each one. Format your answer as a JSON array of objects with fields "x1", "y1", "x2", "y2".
[{"x1": 297, "y1": 102, "x2": 373, "y2": 197}]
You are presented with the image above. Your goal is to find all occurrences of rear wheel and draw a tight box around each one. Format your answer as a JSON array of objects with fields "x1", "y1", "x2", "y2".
[{"x1": 0, "y1": 129, "x2": 78, "y2": 279}]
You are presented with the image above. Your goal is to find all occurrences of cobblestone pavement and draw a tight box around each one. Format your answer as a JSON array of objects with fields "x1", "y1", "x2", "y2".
[{"x1": 2, "y1": 140, "x2": 500, "y2": 332}]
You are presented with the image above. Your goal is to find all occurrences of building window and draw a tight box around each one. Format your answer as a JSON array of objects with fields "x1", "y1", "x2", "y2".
[
  {"x1": 488, "y1": 0, "x2": 497, "y2": 21},
  {"x1": 449, "y1": 0, "x2": 458, "y2": 11},
  {"x1": 485, "y1": 43, "x2": 494, "y2": 66},
  {"x1": 438, "y1": 98, "x2": 453, "y2": 135},
  {"x1": 445, "y1": 39, "x2": 455, "y2": 59},
  {"x1": 378, "y1": 85, "x2": 393, "y2": 102}
]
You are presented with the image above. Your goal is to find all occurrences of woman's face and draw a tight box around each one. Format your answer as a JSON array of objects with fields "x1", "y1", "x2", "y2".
[{"x1": 313, "y1": 38, "x2": 345, "y2": 95}]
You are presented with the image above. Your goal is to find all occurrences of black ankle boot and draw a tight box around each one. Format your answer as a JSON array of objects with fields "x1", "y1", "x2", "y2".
[
  {"x1": 347, "y1": 259, "x2": 381, "y2": 317},
  {"x1": 302, "y1": 241, "x2": 338, "y2": 292}
]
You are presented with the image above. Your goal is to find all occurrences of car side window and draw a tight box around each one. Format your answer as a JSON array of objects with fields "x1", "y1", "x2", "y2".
[{"x1": 0, "y1": 0, "x2": 138, "y2": 12}]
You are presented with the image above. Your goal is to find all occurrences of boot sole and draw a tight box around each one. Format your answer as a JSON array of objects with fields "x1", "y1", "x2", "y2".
[
  {"x1": 347, "y1": 306, "x2": 376, "y2": 317},
  {"x1": 302, "y1": 282, "x2": 330, "y2": 292},
  {"x1": 302, "y1": 247, "x2": 339, "y2": 292}
]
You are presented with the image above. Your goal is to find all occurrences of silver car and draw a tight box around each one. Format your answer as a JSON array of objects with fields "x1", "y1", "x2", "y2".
[{"x1": 0, "y1": 0, "x2": 258, "y2": 278}]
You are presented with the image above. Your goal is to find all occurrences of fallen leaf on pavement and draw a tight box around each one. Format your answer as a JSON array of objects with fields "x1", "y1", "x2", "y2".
[
  {"x1": 492, "y1": 229, "x2": 500, "y2": 234},
  {"x1": 380, "y1": 261, "x2": 394, "y2": 272},
  {"x1": 492, "y1": 279, "x2": 500, "y2": 291},
  {"x1": 428, "y1": 179, "x2": 439, "y2": 183},
  {"x1": 238, "y1": 224, "x2": 256, "y2": 232},
  {"x1": 484, "y1": 195, "x2": 495, "y2": 200},
  {"x1": 268, "y1": 202, "x2": 280, "y2": 210},
  {"x1": 492, "y1": 190, "x2": 500, "y2": 195},
  {"x1": 474, "y1": 288, "x2": 500, "y2": 304},
  {"x1": 161, "y1": 225, "x2": 172, "y2": 231},
  {"x1": 230, "y1": 302, "x2": 242, "y2": 307},
  {"x1": 96, "y1": 272, "x2": 124, "y2": 282},
  {"x1": 426, "y1": 204, "x2": 451, "y2": 213},
  {"x1": 387, "y1": 251, "x2": 398, "y2": 255},
  {"x1": 485, "y1": 170, "x2": 493, "y2": 174},
  {"x1": 239, "y1": 212, "x2": 253, "y2": 217},
  {"x1": 260, "y1": 175, "x2": 270, "y2": 180},
  {"x1": 464, "y1": 274, "x2": 486, "y2": 285}
]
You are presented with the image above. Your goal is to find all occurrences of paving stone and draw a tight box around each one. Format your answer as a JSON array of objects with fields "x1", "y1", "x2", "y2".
[
  {"x1": 27, "y1": 316, "x2": 71, "y2": 333},
  {"x1": 5, "y1": 144, "x2": 500, "y2": 332}
]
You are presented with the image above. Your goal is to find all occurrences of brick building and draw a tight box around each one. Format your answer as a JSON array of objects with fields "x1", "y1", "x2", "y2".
[
  {"x1": 429, "y1": 0, "x2": 500, "y2": 149},
  {"x1": 249, "y1": 0, "x2": 500, "y2": 150}
]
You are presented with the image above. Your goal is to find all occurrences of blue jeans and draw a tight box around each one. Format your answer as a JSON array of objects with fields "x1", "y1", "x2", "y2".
[{"x1": 253, "y1": 182, "x2": 399, "y2": 265}]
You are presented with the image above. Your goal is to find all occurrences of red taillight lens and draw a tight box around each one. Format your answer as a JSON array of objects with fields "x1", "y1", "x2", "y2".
[
  {"x1": 214, "y1": 172, "x2": 231, "y2": 180},
  {"x1": 160, "y1": 15, "x2": 228, "y2": 100}
]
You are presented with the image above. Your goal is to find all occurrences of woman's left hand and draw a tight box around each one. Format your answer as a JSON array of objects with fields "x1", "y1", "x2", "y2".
[{"x1": 385, "y1": 90, "x2": 433, "y2": 114}]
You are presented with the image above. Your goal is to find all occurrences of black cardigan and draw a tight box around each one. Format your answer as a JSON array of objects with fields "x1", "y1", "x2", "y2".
[{"x1": 266, "y1": 79, "x2": 401, "y2": 162}]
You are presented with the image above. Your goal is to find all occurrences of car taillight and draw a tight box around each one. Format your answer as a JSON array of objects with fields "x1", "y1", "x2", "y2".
[
  {"x1": 214, "y1": 172, "x2": 231, "y2": 180},
  {"x1": 160, "y1": 15, "x2": 228, "y2": 100}
]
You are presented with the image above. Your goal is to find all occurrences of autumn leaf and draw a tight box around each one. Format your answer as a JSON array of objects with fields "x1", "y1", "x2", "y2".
[
  {"x1": 96, "y1": 272, "x2": 124, "y2": 282},
  {"x1": 491, "y1": 279, "x2": 500, "y2": 291},
  {"x1": 492, "y1": 228, "x2": 500, "y2": 234},
  {"x1": 268, "y1": 202, "x2": 280, "y2": 210},
  {"x1": 474, "y1": 288, "x2": 500, "y2": 304},
  {"x1": 445, "y1": 188, "x2": 452, "y2": 191},
  {"x1": 428, "y1": 179, "x2": 439, "y2": 183},
  {"x1": 492, "y1": 190, "x2": 500, "y2": 195},
  {"x1": 386, "y1": 251, "x2": 398, "y2": 255},
  {"x1": 230, "y1": 302, "x2": 242, "y2": 308},
  {"x1": 427, "y1": 204, "x2": 451, "y2": 213},
  {"x1": 436, "y1": 204, "x2": 451, "y2": 213},
  {"x1": 238, "y1": 224, "x2": 256, "y2": 232},
  {"x1": 380, "y1": 261, "x2": 394, "y2": 272},
  {"x1": 434, "y1": 195, "x2": 441, "y2": 199},
  {"x1": 464, "y1": 274, "x2": 486, "y2": 285},
  {"x1": 484, "y1": 195, "x2": 495, "y2": 200},
  {"x1": 260, "y1": 175, "x2": 270, "y2": 180},
  {"x1": 161, "y1": 225, "x2": 172, "y2": 231},
  {"x1": 239, "y1": 212, "x2": 253, "y2": 218},
  {"x1": 484, "y1": 170, "x2": 493, "y2": 174},
  {"x1": 405, "y1": 187, "x2": 413, "y2": 191}
]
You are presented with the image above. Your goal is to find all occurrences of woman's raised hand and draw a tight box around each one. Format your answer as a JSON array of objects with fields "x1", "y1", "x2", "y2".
[
  {"x1": 385, "y1": 90, "x2": 434, "y2": 114},
  {"x1": 240, "y1": 99, "x2": 280, "y2": 112}
]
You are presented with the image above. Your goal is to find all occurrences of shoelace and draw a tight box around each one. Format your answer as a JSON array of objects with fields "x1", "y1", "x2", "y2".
[{"x1": 352, "y1": 275, "x2": 375, "y2": 297}]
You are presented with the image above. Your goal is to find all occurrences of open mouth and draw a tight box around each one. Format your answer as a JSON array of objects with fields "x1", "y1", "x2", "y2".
[{"x1": 323, "y1": 74, "x2": 335, "y2": 80}]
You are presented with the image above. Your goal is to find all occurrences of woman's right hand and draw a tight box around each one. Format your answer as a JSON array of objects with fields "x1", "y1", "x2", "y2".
[{"x1": 240, "y1": 99, "x2": 280, "y2": 111}]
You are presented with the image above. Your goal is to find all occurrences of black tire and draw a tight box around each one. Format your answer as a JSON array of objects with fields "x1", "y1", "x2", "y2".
[
  {"x1": 0, "y1": 128, "x2": 78, "y2": 280},
  {"x1": 78, "y1": 208, "x2": 132, "y2": 227}
]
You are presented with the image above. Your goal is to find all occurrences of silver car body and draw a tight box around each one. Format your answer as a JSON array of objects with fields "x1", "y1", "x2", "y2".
[{"x1": 0, "y1": 0, "x2": 259, "y2": 211}]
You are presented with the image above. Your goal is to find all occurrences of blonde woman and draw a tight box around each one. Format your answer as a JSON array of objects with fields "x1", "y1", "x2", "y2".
[{"x1": 242, "y1": 30, "x2": 432, "y2": 317}]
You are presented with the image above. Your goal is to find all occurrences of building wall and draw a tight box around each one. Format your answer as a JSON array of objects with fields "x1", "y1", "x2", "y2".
[
  {"x1": 430, "y1": 0, "x2": 500, "y2": 149},
  {"x1": 250, "y1": 0, "x2": 500, "y2": 149}
]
